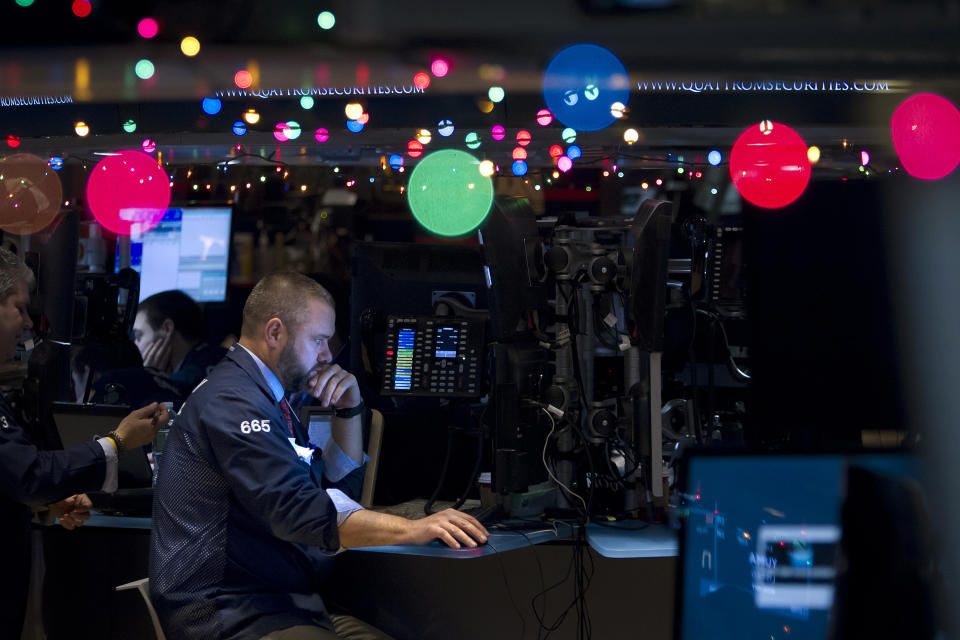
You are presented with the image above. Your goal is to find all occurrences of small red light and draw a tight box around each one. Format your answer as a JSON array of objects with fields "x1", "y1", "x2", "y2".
[
  {"x1": 413, "y1": 72, "x2": 431, "y2": 90},
  {"x1": 71, "y1": 0, "x2": 92, "y2": 18},
  {"x1": 234, "y1": 70, "x2": 253, "y2": 89},
  {"x1": 386, "y1": 350, "x2": 395, "y2": 356}
]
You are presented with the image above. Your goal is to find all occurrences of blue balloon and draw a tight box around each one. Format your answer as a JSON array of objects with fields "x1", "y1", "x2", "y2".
[
  {"x1": 543, "y1": 44, "x2": 629, "y2": 132},
  {"x1": 511, "y1": 160, "x2": 528, "y2": 176},
  {"x1": 708, "y1": 150, "x2": 722, "y2": 166},
  {"x1": 232, "y1": 121, "x2": 247, "y2": 136},
  {"x1": 346, "y1": 119, "x2": 364, "y2": 133},
  {"x1": 388, "y1": 154, "x2": 404, "y2": 169},
  {"x1": 566, "y1": 144, "x2": 582, "y2": 160},
  {"x1": 48, "y1": 156, "x2": 64, "y2": 171},
  {"x1": 438, "y1": 119, "x2": 455, "y2": 137},
  {"x1": 202, "y1": 97, "x2": 222, "y2": 115}
]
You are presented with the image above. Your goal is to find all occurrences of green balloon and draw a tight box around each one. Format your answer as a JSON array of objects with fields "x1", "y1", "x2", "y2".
[
  {"x1": 135, "y1": 59, "x2": 155, "y2": 80},
  {"x1": 407, "y1": 150, "x2": 493, "y2": 237}
]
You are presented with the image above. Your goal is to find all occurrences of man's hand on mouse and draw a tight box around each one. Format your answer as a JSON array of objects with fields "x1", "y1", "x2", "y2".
[{"x1": 404, "y1": 509, "x2": 489, "y2": 549}]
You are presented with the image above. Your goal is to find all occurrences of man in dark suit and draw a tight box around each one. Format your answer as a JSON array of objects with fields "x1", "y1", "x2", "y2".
[
  {"x1": 151, "y1": 272, "x2": 487, "y2": 640},
  {"x1": 0, "y1": 246, "x2": 167, "y2": 638}
]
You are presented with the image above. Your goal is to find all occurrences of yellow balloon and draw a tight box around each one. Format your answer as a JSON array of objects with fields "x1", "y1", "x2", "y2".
[{"x1": 180, "y1": 36, "x2": 201, "y2": 57}]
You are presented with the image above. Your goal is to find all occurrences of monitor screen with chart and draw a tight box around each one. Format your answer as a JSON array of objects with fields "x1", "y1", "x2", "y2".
[{"x1": 129, "y1": 205, "x2": 232, "y2": 302}]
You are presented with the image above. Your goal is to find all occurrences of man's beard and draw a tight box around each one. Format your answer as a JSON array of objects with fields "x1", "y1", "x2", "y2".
[{"x1": 277, "y1": 341, "x2": 315, "y2": 393}]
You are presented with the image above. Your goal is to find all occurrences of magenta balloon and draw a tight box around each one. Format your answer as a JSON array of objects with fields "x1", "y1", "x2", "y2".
[
  {"x1": 86, "y1": 150, "x2": 171, "y2": 235},
  {"x1": 890, "y1": 93, "x2": 960, "y2": 180}
]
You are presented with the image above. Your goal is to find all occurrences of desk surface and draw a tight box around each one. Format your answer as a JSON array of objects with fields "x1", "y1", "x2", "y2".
[
  {"x1": 585, "y1": 522, "x2": 678, "y2": 558},
  {"x1": 86, "y1": 514, "x2": 151, "y2": 529},
  {"x1": 84, "y1": 512, "x2": 678, "y2": 559}
]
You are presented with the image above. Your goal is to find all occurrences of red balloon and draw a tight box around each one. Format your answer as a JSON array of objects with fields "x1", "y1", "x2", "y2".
[
  {"x1": 729, "y1": 121, "x2": 811, "y2": 209},
  {"x1": 71, "y1": 0, "x2": 91, "y2": 18},
  {"x1": 890, "y1": 93, "x2": 960, "y2": 180},
  {"x1": 0, "y1": 153, "x2": 63, "y2": 235},
  {"x1": 86, "y1": 150, "x2": 170, "y2": 236}
]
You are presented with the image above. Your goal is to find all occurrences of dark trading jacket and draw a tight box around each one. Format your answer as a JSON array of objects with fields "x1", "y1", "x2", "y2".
[
  {"x1": 149, "y1": 345, "x2": 365, "y2": 640},
  {"x1": 0, "y1": 394, "x2": 107, "y2": 635}
]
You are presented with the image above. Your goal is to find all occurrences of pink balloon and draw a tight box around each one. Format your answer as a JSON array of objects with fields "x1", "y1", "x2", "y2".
[
  {"x1": 891, "y1": 93, "x2": 960, "y2": 180},
  {"x1": 86, "y1": 150, "x2": 170, "y2": 236},
  {"x1": 729, "y1": 121, "x2": 811, "y2": 209}
]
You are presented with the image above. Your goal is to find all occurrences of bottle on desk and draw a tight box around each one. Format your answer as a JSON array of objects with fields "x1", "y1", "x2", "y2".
[{"x1": 152, "y1": 401, "x2": 176, "y2": 485}]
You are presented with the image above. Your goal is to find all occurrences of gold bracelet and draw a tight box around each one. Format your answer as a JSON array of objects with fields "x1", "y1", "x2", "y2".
[{"x1": 106, "y1": 431, "x2": 126, "y2": 456}]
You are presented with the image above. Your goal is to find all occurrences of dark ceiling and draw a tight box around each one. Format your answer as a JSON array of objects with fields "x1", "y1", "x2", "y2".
[{"x1": 0, "y1": 0, "x2": 958, "y2": 170}]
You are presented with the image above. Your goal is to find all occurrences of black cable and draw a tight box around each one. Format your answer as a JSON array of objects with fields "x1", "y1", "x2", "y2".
[
  {"x1": 707, "y1": 313, "x2": 716, "y2": 436},
  {"x1": 609, "y1": 439, "x2": 639, "y2": 478},
  {"x1": 541, "y1": 413, "x2": 589, "y2": 518},
  {"x1": 686, "y1": 292, "x2": 704, "y2": 443},
  {"x1": 423, "y1": 426, "x2": 455, "y2": 516},
  {"x1": 531, "y1": 540, "x2": 579, "y2": 639},
  {"x1": 592, "y1": 295, "x2": 620, "y2": 350},
  {"x1": 554, "y1": 278, "x2": 597, "y2": 520},
  {"x1": 486, "y1": 537, "x2": 527, "y2": 640},
  {"x1": 515, "y1": 528, "x2": 548, "y2": 638},
  {"x1": 588, "y1": 518, "x2": 650, "y2": 530},
  {"x1": 695, "y1": 307, "x2": 751, "y2": 382},
  {"x1": 449, "y1": 406, "x2": 486, "y2": 511},
  {"x1": 578, "y1": 528, "x2": 594, "y2": 639},
  {"x1": 601, "y1": 439, "x2": 625, "y2": 491}
]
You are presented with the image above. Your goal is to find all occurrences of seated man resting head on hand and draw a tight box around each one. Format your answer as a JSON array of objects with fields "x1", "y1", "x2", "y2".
[{"x1": 150, "y1": 271, "x2": 487, "y2": 640}]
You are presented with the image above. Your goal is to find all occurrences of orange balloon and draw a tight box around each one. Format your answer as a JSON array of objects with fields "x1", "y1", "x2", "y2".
[{"x1": 0, "y1": 153, "x2": 63, "y2": 235}]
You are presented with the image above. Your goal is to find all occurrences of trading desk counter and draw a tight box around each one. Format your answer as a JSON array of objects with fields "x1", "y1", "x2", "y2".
[
  {"x1": 585, "y1": 521, "x2": 679, "y2": 558},
  {"x1": 39, "y1": 511, "x2": 676, "y2": 640}
]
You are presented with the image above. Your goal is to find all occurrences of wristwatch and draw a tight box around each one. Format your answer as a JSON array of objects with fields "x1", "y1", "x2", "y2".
[{"x1": 333, "y1": 401, "x2": 365, "y2": 419}]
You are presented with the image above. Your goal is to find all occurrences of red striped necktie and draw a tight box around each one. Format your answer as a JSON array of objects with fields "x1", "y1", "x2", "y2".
[{"x1": 279, "y1": 397, "x2": 296, "y2": 439}]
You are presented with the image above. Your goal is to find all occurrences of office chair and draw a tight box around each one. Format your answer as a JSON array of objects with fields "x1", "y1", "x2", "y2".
[
  {"x1": 115, "y1": 578, "x2": 165, "y2": 640},
  {"x1": 361, "y1": 408, "x2": 384, "y2": 508}
]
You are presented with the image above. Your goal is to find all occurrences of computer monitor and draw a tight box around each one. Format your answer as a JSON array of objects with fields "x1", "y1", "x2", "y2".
[
  {"x1": 298, "y1": 405, "x2": 334, "y2": 449},
  {"x1": 478, "y1": 195, "x2": 548, "y2": 341},
  {"x1": 625, "y1": 198, "x2": 673, "y2": 352},
  {"x1": 674, "y1": 450, "x2": 926, "y2": 640},
  {"x1": 129, "y1": 205, "x2": 232, "y2": 302}
]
